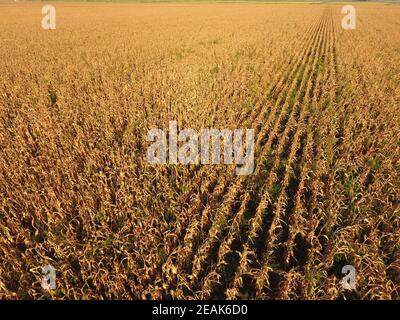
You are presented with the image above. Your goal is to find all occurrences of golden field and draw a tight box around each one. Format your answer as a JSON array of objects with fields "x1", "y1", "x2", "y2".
[{"x1": 0, "y1": 2, "x2": 399, "y2": 299}]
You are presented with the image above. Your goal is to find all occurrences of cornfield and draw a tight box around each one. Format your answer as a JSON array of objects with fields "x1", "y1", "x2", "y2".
[{"x1": 0, "y1": 2, "x2": 399, "y2": 300}]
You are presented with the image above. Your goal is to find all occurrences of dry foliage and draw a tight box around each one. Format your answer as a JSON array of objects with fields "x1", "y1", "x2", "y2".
[{"x1": 0, "y1": 3, "x2": 399, "y2": 299}]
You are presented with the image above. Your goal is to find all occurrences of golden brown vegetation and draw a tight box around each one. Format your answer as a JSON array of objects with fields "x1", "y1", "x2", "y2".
[{"x1": 0, "y1": 3, "x2": 399, "y2": 299}]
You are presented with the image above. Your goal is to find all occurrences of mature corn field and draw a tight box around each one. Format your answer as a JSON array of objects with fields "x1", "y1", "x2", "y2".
[{"x1": 0, "y1": 2, "x2": 399, "y2": 300}]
